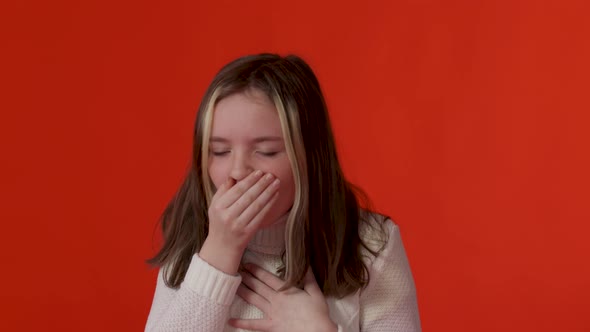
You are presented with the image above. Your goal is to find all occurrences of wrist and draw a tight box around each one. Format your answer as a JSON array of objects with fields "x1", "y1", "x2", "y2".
[{"x1": 199, "y1": 238, "x2": 245, "y2": 275}]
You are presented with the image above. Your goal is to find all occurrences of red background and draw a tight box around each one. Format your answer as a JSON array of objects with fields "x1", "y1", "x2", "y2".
[{"x1": 1, "y1": 0, "x2": 589, "y2": 331}]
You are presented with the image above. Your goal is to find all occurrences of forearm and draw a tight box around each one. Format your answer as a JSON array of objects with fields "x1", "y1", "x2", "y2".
[
  {"x1": 145, "y1": 255, "x2": 242, "y2": 332},
  {"x1": 146, "y1": 290, "x2": 230, "y2": 332}
]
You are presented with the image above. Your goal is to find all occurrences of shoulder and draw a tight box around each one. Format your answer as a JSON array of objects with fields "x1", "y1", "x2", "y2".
[
  {"x1": 358, "y1": 210, "x2": 398, "y2": 254},
  {"x1": 358, "y1": 210, "x2": 412, "y2": 275}
]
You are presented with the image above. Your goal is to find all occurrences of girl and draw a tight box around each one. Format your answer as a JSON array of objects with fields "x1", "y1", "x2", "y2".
[{"x1": 146, "y1": 54, "x2": 421, "y2": 332}]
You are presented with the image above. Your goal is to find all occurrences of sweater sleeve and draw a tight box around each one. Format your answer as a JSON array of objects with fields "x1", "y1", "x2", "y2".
[
  {"x1": 359, "y1": 221, "x2": 422, "y2": 332},
  {"x1": 145, "y1": 253, "x2": 242, "y2": 332}
]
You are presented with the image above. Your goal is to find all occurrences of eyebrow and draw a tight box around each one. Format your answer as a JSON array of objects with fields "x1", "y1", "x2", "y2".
[{"x1": 209, "y1": 136, "x2": 283, "y2": 143}]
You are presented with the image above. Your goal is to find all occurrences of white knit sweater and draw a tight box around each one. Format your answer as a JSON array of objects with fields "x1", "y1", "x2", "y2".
[{"x1": 145, "y1": 215, "x2": 421, "y2": 332}]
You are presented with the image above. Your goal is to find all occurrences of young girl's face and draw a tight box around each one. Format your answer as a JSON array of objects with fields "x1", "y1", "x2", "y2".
[{"x1": 208, "y1": 89, "x2": 296, "y2": 227}]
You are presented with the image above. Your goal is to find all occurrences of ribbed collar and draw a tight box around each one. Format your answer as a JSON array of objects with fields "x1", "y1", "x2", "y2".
[{"x1": 246, "y1": 215, "x2": 287, "y2": 255}]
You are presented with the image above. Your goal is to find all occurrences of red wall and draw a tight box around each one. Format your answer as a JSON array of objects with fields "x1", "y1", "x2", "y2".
[{"x1": 1, "y1": 0, "x2": 589, "y2": 331}]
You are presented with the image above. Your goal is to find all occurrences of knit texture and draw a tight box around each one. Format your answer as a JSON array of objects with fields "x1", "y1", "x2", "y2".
[{"x1": 145, "y1": 214, "x2": 421, "y2": 331}]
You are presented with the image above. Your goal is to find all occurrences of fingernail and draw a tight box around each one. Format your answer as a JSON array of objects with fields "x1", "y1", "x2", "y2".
[
  {"x1": 254, "y1": 170, "x2": 263, "y2": 177},
  {"x1": 265, "y1": 173, "x2": 273, "y2": 180}
]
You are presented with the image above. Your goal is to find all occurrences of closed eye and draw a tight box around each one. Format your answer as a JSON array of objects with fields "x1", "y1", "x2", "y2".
[
  {"x1": 211, "y1": 151, "x2": 230, "y2": 156},
  {"x1": 258, "y1": 151, "x2": 278, "y2": 157}
]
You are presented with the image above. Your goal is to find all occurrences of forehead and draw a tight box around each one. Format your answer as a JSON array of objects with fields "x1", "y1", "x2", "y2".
[{"x1": 211, "y1": 90, "x2": 282, "y2": 138}]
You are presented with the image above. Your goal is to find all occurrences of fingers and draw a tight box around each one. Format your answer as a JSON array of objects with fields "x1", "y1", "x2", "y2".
[
  {"x1": 243, "y1": 264, "x2": 286, "y2": 291},
  {"x1": 243, "y1": 189, "x2": 279, "y2": 231},
  {"x1": 230, "y1": 174, "x2": 280, "y2": 225},
  {"x1": 228, "y1": 318, "x2": 271, "y2": 331},
  {"x1": 207, "y1": 170, "x2": 280, "y2": 249},
  {"x1": 213, "y1": 177, "x2": 235, "y2": 198},
  {"x1": 211, "y1": 171, "x2": 279, "y2": 224},
  {"x1": 240, "y1": 268, "x2": 278, "y2": 302},
  {"x1": 212, "y1": 170, "x2": 264, "y2": 208},
  {"x1": 236, "y1": 284, "x2": 270, "y2": 313},
  {"x1": 303, "y1": 267, "x2": 322, "y2": 296}
]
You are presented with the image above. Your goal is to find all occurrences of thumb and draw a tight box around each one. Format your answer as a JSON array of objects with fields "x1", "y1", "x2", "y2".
[
  {"x1": 218, "y1": 177, "x2": 235, "y2": 193},
  {"x1": 211, "y1": 177, "x2": 235, "y2": 202}
]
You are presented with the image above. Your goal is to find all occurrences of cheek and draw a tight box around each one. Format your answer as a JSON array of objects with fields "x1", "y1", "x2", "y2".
[
  {"x1": 279, "y1": 179, "x2": 295, "y2": 211},
  {"x1": 207, "y1": 160, "x2": 227, "y2": 190},
  {"x1": 274, "y1": 164, "x2": 296, "y2": 208}
]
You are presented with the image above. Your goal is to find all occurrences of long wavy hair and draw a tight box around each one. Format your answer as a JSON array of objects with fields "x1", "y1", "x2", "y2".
[{"x1": 148, "y1": 53, "x2": 386, "y2": 298}]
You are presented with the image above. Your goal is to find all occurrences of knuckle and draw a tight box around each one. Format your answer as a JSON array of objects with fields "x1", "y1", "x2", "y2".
[
  {"x1": 211, "y1": 201, "x2": 223, "y2": 210},
  {"x1": 219, "y1": 210, "x2": 231, "y2": 223}
]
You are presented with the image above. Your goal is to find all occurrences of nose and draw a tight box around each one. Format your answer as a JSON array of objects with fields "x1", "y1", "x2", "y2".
[{"x1": 229, "y1": 152, "x2": 253, "y2": 182}]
